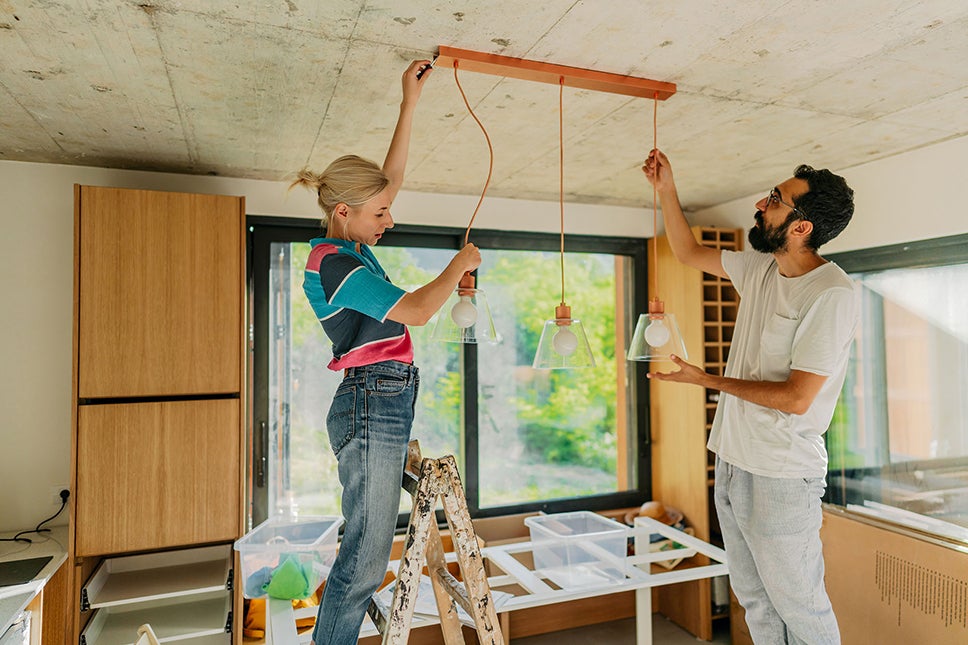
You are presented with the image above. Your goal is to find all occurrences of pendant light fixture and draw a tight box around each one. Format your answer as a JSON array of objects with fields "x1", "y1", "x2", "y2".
[
  {"x1": 427, "y1": 46, "x2": 677, "y2": 353},
  {"x1": 430, "y1": 59, "x2": 500, "y2": 345},
  {"x1": 627, "y1": 94, "x2": 688, "y2": 362},
  {"x1": 533, "y1": 78, "x2": 595, "y2": 370}
]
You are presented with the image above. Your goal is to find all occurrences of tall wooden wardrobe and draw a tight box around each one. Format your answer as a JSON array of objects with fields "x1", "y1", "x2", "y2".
[{"x1": 68, "y1": 185, "x2": 245, "y2": 644}]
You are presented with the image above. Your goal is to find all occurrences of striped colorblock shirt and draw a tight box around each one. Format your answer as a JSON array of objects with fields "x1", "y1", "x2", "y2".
[{"x1": 303, "y1": 237, "x2": 413, "y2": 370}]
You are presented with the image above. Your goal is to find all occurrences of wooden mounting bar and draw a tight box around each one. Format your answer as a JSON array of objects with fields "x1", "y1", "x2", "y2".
[{"x1": 435, "y1": 45, "x2": 676, "y2": 100}]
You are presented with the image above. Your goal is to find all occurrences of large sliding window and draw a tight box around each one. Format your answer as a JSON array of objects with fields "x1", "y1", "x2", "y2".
[
  {"x1": 826, "y1": 234, "x2": 968, "y2": 543},
  {"x1": 248, "y1": 219, "x2": 650, "y2": 527}
]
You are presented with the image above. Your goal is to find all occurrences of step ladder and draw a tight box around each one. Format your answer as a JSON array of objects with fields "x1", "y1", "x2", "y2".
[{"x1": 367, "y1": 440, "x2": 505, "y2": 645}]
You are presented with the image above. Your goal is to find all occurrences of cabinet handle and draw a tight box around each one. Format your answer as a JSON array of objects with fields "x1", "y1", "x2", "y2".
[{"x1": 256, "y1": 420, "x2": 267, "y2": 488}]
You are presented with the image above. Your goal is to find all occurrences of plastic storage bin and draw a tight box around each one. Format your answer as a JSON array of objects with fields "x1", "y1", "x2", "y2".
[
  {"x1": 234, "y1": 515, "x2": 342, "y2": 599},
  {"x1": 524, "y1": 511, "x2": 628, "y2": 588}
]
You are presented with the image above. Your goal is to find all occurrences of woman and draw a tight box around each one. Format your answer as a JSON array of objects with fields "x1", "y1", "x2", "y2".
[{"x1": 293, "y1": 59, "x2": 481, "y2": 645}]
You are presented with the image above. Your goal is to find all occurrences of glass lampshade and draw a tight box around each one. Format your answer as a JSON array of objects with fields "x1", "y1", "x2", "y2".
[
  {"x1": 627, "y1": 305, "x2": 687, "y2": 362},
  {"x1": 533, "y1": 305, "x2": 596, "y2": 369},
  {"x1": 430, "y1": 286, "x2": 500, "y2": 344}
]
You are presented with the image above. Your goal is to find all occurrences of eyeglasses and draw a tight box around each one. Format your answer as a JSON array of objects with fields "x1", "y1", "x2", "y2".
[{"x1": 764, "y1": 188, "x2": 804, "y2": 217}]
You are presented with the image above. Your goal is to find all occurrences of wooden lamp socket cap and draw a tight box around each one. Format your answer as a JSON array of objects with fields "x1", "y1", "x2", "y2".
[
  {"x1": 457, "y1": 272, "x2": 476, "y2": 296},
  {"x1": 555, "y1": 303, "x2": 572, "y2": 326}
]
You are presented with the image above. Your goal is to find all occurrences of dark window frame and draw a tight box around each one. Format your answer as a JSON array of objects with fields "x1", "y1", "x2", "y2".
[
  {"x1": 824, "y1": 232, "x2": 968, "y2": 506},
  {"x1": 248, "y1": 216, "x2": 653, "y2": 525}
]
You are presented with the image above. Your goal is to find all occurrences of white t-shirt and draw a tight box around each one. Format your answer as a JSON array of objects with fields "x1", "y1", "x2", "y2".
[{"x1": 707, "y1": 250, "x2": 859, "y2": 479}]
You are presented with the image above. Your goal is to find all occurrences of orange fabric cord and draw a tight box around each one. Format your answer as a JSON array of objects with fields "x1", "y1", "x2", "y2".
[
  {"x1": 558, "y1": 76, "x2": 566, "y2": 306},
  {"x1": 651, "y1": 92, "x2": 659, "y2": 298},
  {"x1": 452, "y1": 60, "x2": 494, "y2": 246}
]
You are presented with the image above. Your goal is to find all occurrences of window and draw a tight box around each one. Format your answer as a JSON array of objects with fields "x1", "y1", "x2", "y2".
[
  {"x1": 248, "y1": 220, "x2": 651, "y2": 527},
  {"x1": 826, "y1": 234, "x2": 968, "y2": 543}
]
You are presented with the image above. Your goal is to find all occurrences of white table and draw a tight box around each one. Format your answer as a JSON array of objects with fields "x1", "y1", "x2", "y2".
[
  {"x1": 469, "y1": 517, "x2": 728, "y2": 645},
  {"x1": 360, "y1": 517, "x2": 729, "y2": 645},
  {"x1": 265, "y1": 517, "x2": 728, "y2": 644},
  {"x1": 0, "y1": 525, "x2": 68, "y2": 638}
]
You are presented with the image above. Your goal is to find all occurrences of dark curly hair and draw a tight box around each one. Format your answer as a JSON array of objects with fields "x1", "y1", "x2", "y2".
[{"x1": 791, "y1": 165, "x2": 854, "y2": 250}]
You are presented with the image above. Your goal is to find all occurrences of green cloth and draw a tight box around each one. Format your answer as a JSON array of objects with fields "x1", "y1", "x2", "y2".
[{"x1": 263, "y1": 555, "x2": 311, "y2": 599}]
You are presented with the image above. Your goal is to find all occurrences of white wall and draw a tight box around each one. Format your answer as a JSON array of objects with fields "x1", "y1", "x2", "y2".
[
  {"x1": 0, "y1": 160, "x2": 647, "y2": 532},
  {"x1": 2, "y1": 133, "x2": 966, "y2": 532},
  {"x1": 688, "y1": 135, "x2": 968, "y2": 254}
]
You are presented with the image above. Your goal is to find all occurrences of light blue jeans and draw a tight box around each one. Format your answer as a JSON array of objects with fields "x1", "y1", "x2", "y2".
[
  {"x1": 714, "y1": 457, "x2": 840, "y2": 644},
  {"x1": 312, "y1": 360, "x2": 419, "y2": 645}
]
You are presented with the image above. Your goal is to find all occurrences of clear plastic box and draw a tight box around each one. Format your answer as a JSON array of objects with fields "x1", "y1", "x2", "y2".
[
  {"x1": 524, "y1": 511, "x2": 628, "y2": 588},
  {"x1": 234, "y1": 515, "x2": 343, "y2": 599}
]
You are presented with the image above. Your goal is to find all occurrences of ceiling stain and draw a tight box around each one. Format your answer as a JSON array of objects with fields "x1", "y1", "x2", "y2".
[
  {"x1": 394, "y1": 16, "x2": 416, "y2": 26},
  {"x1": 491, "y1": 38, "x2": 511, "y2": 47}
]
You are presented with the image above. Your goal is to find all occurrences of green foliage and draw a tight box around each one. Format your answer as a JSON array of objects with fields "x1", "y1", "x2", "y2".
[
  {"x1": 484, "y1": 250, "x2": 619, "y2": 473},
  {"x1": 282, "y1": 241, "x2": 627, "y2": 515}
]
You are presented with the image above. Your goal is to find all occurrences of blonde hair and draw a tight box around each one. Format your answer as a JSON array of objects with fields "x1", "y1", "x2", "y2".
[{"x1": 290, "y1": 155, "x2": 389, "y2": 225}]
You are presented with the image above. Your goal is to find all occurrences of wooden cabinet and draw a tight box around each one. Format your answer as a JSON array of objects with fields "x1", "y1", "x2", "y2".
[
  {"x1": 69, "y1": 186, "x2": 245, "y2": 644},
  {"x1": 76, "y1": 187, "x2": 242, "y2": 399},
  {"x1": 75, "y1": 399, "x2": 240, "y2": 556},
  {"x1": 649, "y1": 226, "x2": 741, "y2": 640}
]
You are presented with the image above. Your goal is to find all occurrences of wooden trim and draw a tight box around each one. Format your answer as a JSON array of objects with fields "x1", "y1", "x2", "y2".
[
  {"x1": 40, "y1": 559, "x2": 70, "y2": 644},
  {"x1": 68, "y1": 183, "x2": 82, "y2": 645},
  {"x1": 235, "y1": 197, "x2": 246, "y2": 644},
  {"x1": 435, "y1": 46, "x2": 676, "y2": 100}
]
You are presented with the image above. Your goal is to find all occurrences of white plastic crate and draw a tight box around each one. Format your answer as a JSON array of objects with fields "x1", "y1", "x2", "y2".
[
  {"x1": 524, "y1": 511, "x2": 628, "y2": 589},
  {"x1": 234, "y1": 516, "x2": 342, "y2": 599}
]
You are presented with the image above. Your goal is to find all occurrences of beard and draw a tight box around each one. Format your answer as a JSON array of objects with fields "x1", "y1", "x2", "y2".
[{"x1": 748, "y1": 211, "x2": 798, "y2": 253}]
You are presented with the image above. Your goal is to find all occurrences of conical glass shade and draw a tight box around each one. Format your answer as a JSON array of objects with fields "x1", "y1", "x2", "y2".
[
  {"x1": 533, "y1": 310, "x2": 596, "y2": 369},
  {"x1": 431, "y1": 287, "x2": 501, "y2": 344},
  {"x1": 627, "y1": 310, "x2": 687, "y2": 362}
]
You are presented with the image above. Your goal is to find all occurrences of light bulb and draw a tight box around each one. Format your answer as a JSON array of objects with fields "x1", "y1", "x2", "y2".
[
  {"x1": 643, "y1": 317, "x2": 671, "y2": 348},
  {"x1": 450, "y1": 295, "x2": 478, "y2": 328},
  {"x1": 552, "y1": 326, "x2": 579, "y2": 356}
]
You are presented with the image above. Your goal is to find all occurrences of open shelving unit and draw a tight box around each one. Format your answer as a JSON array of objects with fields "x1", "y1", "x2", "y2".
[
  {"x1": 699, "y1": 228, "x2": 741, "y2": 504},
  {"x1": 79, "y1": 545, "x2": 233, "y2": 645},
  {"x1": 649, "y1": 226, "x2": 742, "y2": 640}
]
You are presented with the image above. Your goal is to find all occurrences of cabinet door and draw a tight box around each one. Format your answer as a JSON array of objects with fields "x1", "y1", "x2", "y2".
[
  {"x1": 77, "y1": 186, "x2": 242, "y2": 398},
  {"x1": 76, "y1": 399, "x2": 241, "y2": 556}
]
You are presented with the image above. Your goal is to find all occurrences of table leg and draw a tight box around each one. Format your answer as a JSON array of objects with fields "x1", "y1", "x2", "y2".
[
  {"x1": 635, "y1": 588, "x2": 652, "y2": 645},
  {"x1": 267, "y1": 596, "x2": 299, "y2": 644}
]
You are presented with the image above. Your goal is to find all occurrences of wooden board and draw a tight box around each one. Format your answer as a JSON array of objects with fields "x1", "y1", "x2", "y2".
[
  {"x1": 822, "y1": 510, "x2": 968, "y2": 644},
  {"x1": 435, "y1": 46, "x2": 676, "y2": 100}
]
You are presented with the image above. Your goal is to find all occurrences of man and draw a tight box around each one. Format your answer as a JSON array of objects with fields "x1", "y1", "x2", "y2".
[{"x1": 643, "y1": 148, "x2": 856, "y2": 644}]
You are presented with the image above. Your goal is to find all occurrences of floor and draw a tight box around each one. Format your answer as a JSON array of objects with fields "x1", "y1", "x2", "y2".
[
  {"x1": 512, "y1": 615, "x2": 732, "y2": 644},
  {"x1": 245, "y1": 615, "x2": 732, "y2": 644}
]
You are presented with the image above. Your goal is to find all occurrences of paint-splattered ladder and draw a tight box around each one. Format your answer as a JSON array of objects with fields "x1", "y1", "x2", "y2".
[{"x1": 367, "y1": 440, "x2": 505, "y2": 645}]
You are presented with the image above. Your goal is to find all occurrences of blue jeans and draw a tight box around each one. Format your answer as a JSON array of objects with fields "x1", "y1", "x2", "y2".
[
  {"x1": 715, "y1": 458, "x2": 840, "y2": 644},
  {"x1": 312, "y1": 360, "x2": 419, "y2": 645}
]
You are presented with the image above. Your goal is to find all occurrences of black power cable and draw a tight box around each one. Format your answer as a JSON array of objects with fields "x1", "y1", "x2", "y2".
[{"x1": 1, "y1": 489, "x2": 70, "y2": 544}]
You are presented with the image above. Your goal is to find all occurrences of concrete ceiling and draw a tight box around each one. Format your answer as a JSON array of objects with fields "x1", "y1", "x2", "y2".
[{"x1": 2, "y1": 1, "x2": 966, "y2": 211}]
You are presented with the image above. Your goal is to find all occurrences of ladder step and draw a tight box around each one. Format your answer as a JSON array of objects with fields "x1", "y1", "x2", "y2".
[
  {"x1": 431, "y1": 565, "x2": 473, "y2": 616},
  {"x1": 367, "y1": 592, "x2": 390, "y2": 635}
]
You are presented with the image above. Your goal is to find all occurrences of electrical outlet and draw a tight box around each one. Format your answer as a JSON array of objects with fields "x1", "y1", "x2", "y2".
[{"x1": 49, "y1": 486, "x2": 69, "y2": 505}]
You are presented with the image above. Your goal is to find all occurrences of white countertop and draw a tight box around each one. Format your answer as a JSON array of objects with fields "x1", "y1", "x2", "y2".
[{"x1": 0, "y1": 525, "x2": 68, "y2": 635}]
